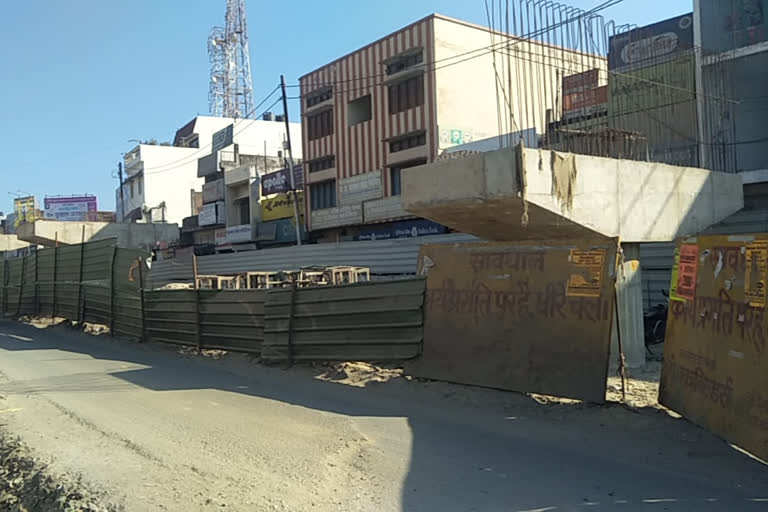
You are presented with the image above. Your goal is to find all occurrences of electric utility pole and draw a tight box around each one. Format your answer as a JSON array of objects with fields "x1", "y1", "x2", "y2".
[{"x1": 280, "y1": 74, "x2": 302, "y2": 246}]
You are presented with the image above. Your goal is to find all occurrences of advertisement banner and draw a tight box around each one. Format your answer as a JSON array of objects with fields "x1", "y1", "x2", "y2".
[
  {"x1": 608, "y1": 13, "x2": 693, "y2": 70},
  {"x1": 356, "y1": 220, "x2": 447, "y2": 241},
  {"x1": 261, "y1": 192, "x2": 303, "y2": 222},
  {"x1": 261, "y1": 165, "x2": 304, "y2": 196},
  {"x1": 44, "y1": 196, "x2": 98, "y2": 221},
  {"x1": 13, "y1": 196, "x2": 36, "y2": 227}
]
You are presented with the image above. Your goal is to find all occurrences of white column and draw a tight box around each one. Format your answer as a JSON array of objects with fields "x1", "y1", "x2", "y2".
[{"x1": 614, "y1": 242, "x2": 646, "y2": 369}]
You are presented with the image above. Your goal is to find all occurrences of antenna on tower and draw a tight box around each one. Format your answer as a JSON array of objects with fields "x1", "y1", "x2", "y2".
[{"x1": 208, "y1": 0, "x2": 255, "y2": 119}]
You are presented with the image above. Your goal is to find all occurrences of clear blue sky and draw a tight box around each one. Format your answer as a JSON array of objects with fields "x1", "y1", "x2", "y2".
[{"x1": 0, "y1": 0, "x2": 692, "y2": 215}]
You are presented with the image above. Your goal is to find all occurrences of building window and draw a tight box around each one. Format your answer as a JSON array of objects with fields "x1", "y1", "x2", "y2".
[
  {"x1": 389, "y1": 132, "x2": 426, "y2": 153},
  {"x1": 310, "y1": 180, "x2": 337, "y2": 210},
  {"x1": 306, "y1": 87, "x2": 333, "y2": 108},
  {"x1": 348, "y1": 95, "x2": 372, "y2": 125},
  {"x1": 130, "y1": 180, "x2": 135, "y2": 199},
  {"x1": 386, "y1": 51, "x2": 424, "y2": 75},
  {"x1": 390, "y1": 168, "x2": 402, "y2": 196},
  {"x1": 309, "y1": 156, "x2": 336, "y2": 173},
  {"x1": 307, "y1": 109, "x2": 334, "y2": 140},
  {"x1": 137, "y1": 176, "x2": 143, "y2": 195},
  {"x1": 389, "y1": 159, "x2": 426, "y2": 196},
  {"x1": 388, "y1": 74, "x2": 424, "y2": 115}
]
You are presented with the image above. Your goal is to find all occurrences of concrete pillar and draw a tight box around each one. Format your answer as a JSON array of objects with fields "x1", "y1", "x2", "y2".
[{"x1": 614, "y1": 243, "x2": 646, "y2": 369}]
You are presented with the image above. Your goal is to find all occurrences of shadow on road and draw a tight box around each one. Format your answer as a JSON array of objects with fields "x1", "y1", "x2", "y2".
[{"x1": 0, "y1": 319, "x2": 766, "y2": 511}]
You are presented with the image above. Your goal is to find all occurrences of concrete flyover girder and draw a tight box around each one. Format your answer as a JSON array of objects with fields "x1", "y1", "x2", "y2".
[
  {"x1": 402, "y1": 146, "x2": 744, "y2": 369},
  {"x1": 16, "y1": 220, "x2": 180, "y2": 250},
  {"x1": 402, "y1": 146, "x2": 744, "y2": 243}
]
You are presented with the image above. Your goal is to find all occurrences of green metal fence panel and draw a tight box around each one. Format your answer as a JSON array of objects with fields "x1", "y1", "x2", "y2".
[
  {"x1": 83, "y1": 284, "x2": 111, "y2": 325},
  {"x1": 144, "y1": 289, "x2": 198, "y2": 346},
  {"x1": 198, "y1": 290, "x2": 266, "y2": 353},
  {"x1": 262, "y1": 278, "x2": 425, "y2": 362},
  {"x1": 0, "y1": 260, "x2": 5, "y2": 315},
  {"x1": 19, "y1": 254, "x2": 37, "y2": 315},
  {"x1": 4, "y1": 259, "x2": 23, "y2": 315}
]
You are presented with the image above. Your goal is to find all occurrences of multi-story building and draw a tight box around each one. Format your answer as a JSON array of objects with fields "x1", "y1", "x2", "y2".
[
  {"x1": 299, "y1": 13, "x2": 595, "y2": 241},
  {"x1": 695, "y1": 0, "x2": 768, "y2": 174},
  {"x1": 191, "y1": 117, "x2": 303, "y2": 251},
  {"x1": 117, "y1": 115, "x2": 302, "y2": 228}
]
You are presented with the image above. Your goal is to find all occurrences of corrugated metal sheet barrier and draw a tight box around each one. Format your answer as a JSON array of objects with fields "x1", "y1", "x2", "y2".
[
  {"x1": 145, "y1": 233, "x2": 477, "y2": 289},
  {"x1": 3, "y1": 242, "x2": 426, "y2": 362},
  {"x1": 262, "y1": 278, "x2": 425, "y2": 362},
  {"x1": 1, "y1": 239, "x2": 147, "y2": 340}
]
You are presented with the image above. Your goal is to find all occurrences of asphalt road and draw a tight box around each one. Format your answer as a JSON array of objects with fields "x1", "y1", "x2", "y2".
[{"x1": 0, "y1": 319, "x2": 765, "y2": 512}]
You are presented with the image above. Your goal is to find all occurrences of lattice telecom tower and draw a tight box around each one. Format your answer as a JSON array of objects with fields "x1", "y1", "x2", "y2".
[{"x1": 208, "y1": 0, "x2": 255, "y2": 119}]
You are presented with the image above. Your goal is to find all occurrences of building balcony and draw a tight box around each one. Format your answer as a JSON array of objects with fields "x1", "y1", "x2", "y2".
[{"x1": 224, "y1": 165, "x2": 255, "y2": 186}]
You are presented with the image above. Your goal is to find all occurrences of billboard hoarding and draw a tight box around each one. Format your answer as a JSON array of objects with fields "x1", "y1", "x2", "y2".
[
  {"x1": 13, "y1": 196, "x2": 36, "y2": 227},
  {"x1": 261, "y1": 192, "x2": 304, "y2": 222},
  {"x1": 608, "y1": 13, "x2": 694, "y2": 70},
  {"x1": 212, "y1": 124, "x2": 234, "y2": 153},
  {"x1": 261, "y1": 165, "x2": 304, "y2": 195},
  {"x1": 44, "y1": 196, "x2": 98, "y2": 221}
]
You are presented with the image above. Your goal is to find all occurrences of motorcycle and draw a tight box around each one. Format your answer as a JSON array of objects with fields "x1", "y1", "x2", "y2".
[{"x1": 644, "y1": 289, "x2": 669, "y2": 354}]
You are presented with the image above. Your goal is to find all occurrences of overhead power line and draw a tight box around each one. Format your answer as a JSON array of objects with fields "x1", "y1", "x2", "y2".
[{"x1": 137, "y1": 85, "x2": 282, "y2": 175}]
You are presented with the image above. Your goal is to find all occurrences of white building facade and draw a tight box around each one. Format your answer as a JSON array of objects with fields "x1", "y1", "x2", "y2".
[{"x1": 116, "y1": 115, "x2": 302, "y2": 228}]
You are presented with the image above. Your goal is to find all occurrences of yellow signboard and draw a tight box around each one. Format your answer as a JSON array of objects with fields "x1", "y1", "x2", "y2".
[
  {"x1": 13, "y1": 196, "x2": 36, "y2": 227},
  {"x1": 260, "y1": 192, "x2": 303, "y2": 222}
]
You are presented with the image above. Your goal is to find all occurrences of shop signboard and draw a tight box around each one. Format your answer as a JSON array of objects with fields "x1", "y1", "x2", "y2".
[
  {"x1": 226, "y1": 224, "x2": 253, "y2": 244},
  {"x1": 260, "y1": 192, "x2": 303, "y2": 222},
  {"x1": 258, "y1": 217, "x2": 307, "y2": 244},
  {"x1": 261, "y1": 165, "x2": 304, "y2": 195},
  {"x1": 356, "y1": 219, "x2": 447, "y2": 241},
  {"x1": 199, "y1": 202, "x2": 218, "y2": 226},
  {"x1": 214, "y1": 228, "x2": 228, "y2": 247}
]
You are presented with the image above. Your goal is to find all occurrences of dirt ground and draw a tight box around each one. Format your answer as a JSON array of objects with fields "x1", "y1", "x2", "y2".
[
  {"x1": 0, "y1": 431, "x2": 119, "y2": 512},
  {"x1": 0, "y1": 317, "x2": 765, "y2": 511}
]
